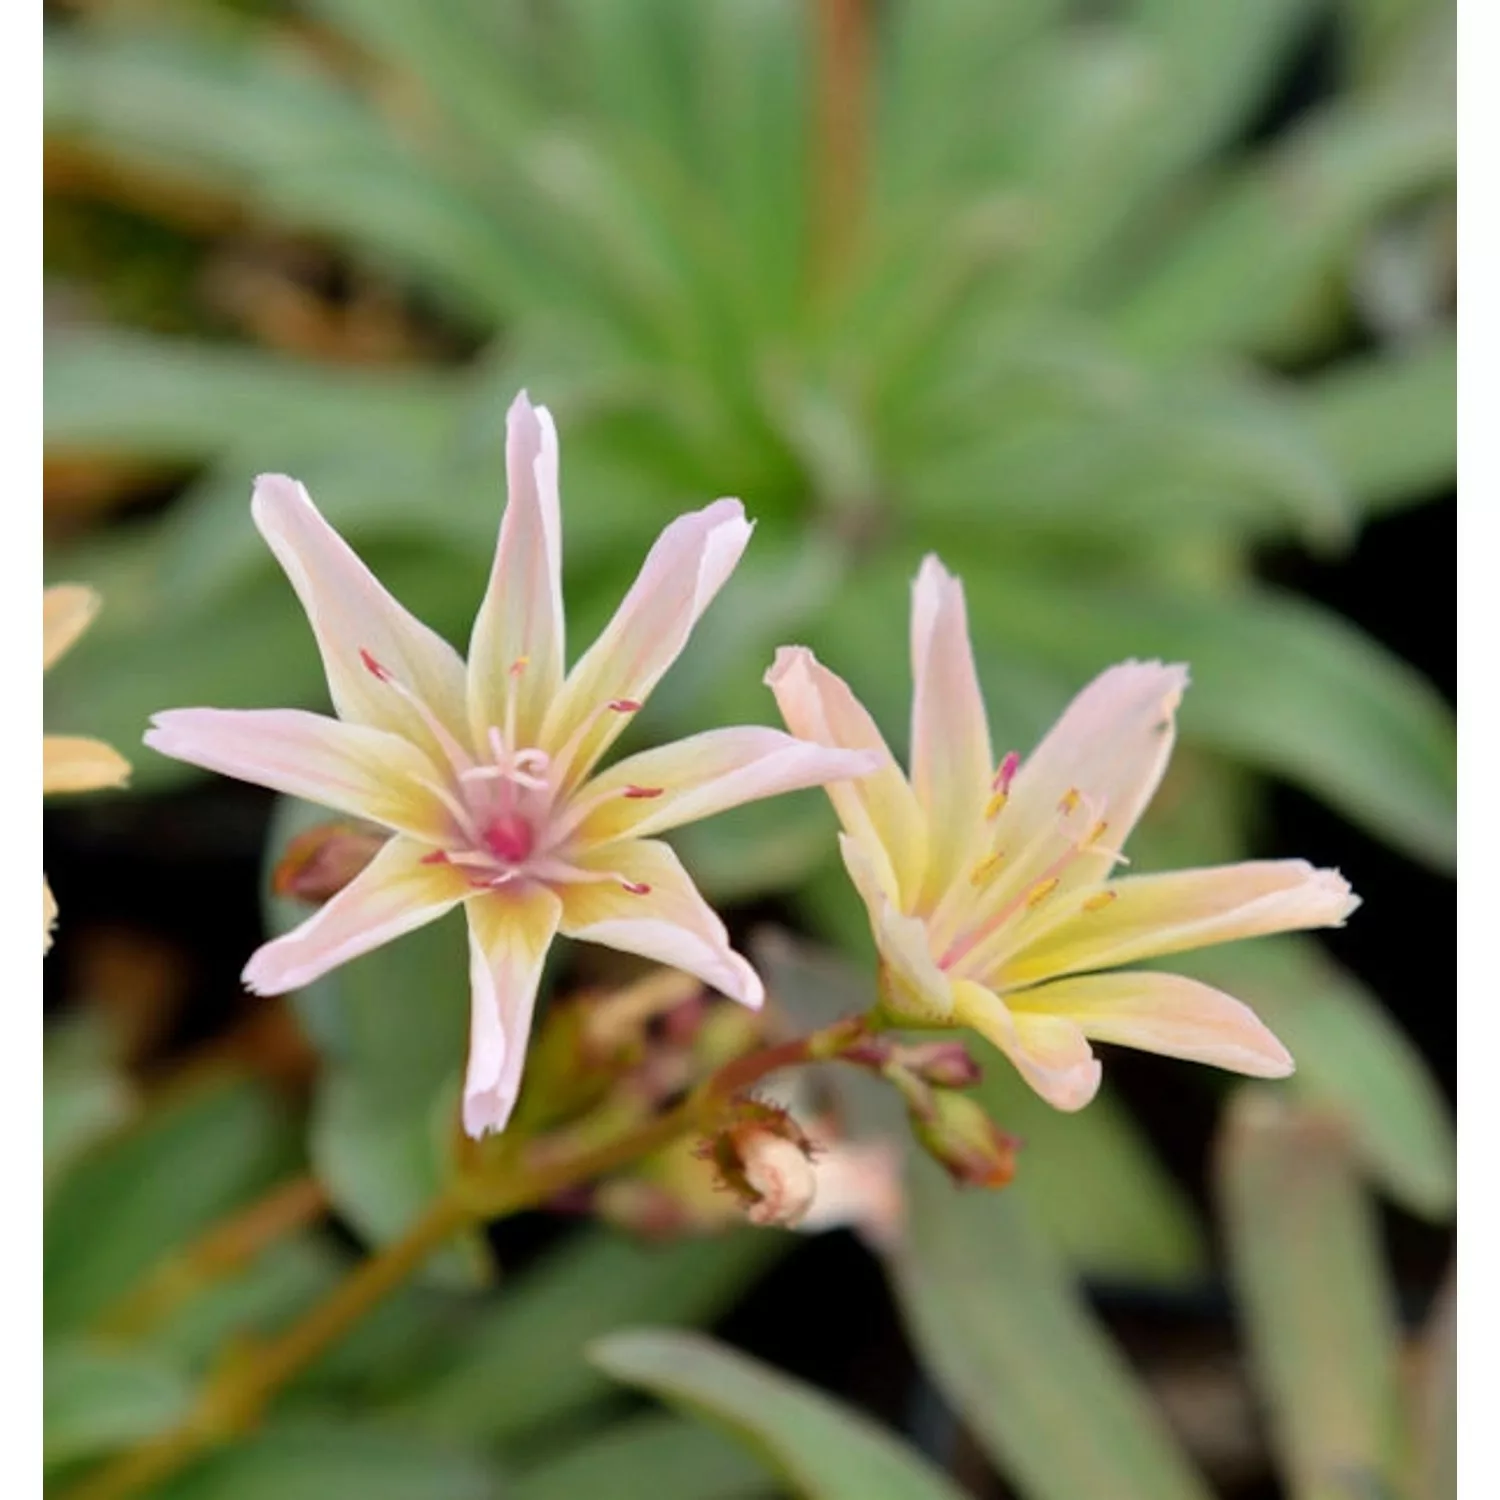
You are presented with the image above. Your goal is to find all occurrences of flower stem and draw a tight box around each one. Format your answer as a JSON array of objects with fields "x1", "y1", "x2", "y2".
[{"x1": 62, "y1": 1014, "x2": 868, "y2": 1500}]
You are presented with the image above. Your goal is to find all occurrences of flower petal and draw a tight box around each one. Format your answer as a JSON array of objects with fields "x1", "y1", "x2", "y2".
[
  {"x1": 145, "y1": 708, "x2": 454, "y2": 844},
  {"x1": 462, "y1": 883, "x2": 564, "y2": 1138},
  {"x1": 243, "y1": 837, "x2": 471, "y2": 994},
  {"x1": 43, "y1": 736, "x2": 131, "y2": 795},
  {"x1": 43, "y1": 876, "x2": 58, "y2": 955},
  {"x1": 997, "y1": 661, "x2": 1188, "y2": 892},
  {"x1": 566, "y1": 726, "x2": 881, "y2": 845},
  {"x1": 1008, "y1": 970, "x2": 1293, "y2": 1078},
  {"x1": 910, "y1": 557, "x2": 993, "y2": 900},
  {"x1": 542, "y1": 499, "x2": 752, "y2": 787},
  {"x1": 557, "y1": 839, "x2": 762, "y2": 1007},
  {"x1": 466, "y1": 393, "x2": 566, "y2": 750},
  {"x1": 44, "y1": 585, "x2": 101, "y2": 671},
  {"x1": 953, "y1": 979, "x2": 1102, "y2": 1111},
  {"x1": 995, "y1": 860, "x2": 1359, "y2": 990},
  {"x1": 252, "y1": 474, "x2": 471, "y2": 764},
  {"x1": 797, "y1": 1140, "x2": 905, "y2": 1250},
  {"x1": 765, "y1": 646, "x2": 927, "y2": 909},
  {"x1": 839, "y1": 835, "x2": 953, "y2": 1021}
]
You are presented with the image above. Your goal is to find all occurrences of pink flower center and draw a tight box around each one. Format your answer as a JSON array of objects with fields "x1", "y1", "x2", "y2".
[{"x1": 482, "y1": 811, "x2": 536, "y2": 864}]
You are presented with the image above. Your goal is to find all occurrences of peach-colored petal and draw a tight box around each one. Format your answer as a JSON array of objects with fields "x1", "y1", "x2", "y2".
[
  {"x1": 251, "y1": 474, "x2": 471, "y2": 764},
  {"x1": 557, "y1": 839, "x2": 762, "y2": 1008},
  {"x1": 798, "y1": 1140, "x2": 906, "y2": 1250},
  {"x1": 466, "y1": 393, "x2": 565, "y2": 750},
  {"x1": 990, "y1": 662, "x2": 1188, "y2": 900},
  {"x1": 43, "y1": 876, "x2": 58, "y2": 955},
  {"x1": 766, "y1": 646, "x2": 927, "y2": 909},
  {"x1": 994, "y1": 860, "x2": 1359, "y2": 990},
  {"x1": 1008, "y1": 970, "x2": 1293, "y2": 1077},
  {"x1": 44, "y1": 585, "x2": 101, "y2": 671},
  {"x1": 243, "y1": 837, "x2": 472, "y2": 994},
  {"x1": 839, "y1": 835, "x2": 953, "y2": 1021},
  {"x1": 565, "y1": 727, "x2": 881, "y2": 846},
  {"x1": 42, "y1": 736, "x2": 131, "y2": 795},
  {"x1": 910, "y1": 557, "x2": 993, "y2": 902},
  {"x1": 953, "y1": 979, "x2": 1102, "y2": 1111},
  {"x1": 145, "y1": 708, "x2": 454, "y2": 845},
  {"x1": 542, "y1": 498, "x2": 752, "y2": 788},
  {"x1": 461, "y1": 883, "x2": 564, "y2": 1137}
]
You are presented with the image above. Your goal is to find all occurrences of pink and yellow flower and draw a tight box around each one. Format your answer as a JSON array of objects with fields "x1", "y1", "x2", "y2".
[
  {"x1": 146, "y1": 394, "x2": 877, "y2": 1136},
  {"x1": 44, "y1": 585, "x2": 132, "y2": 952},
  {"x1": 768, "y1": 556, "x2": 1359, "y2": 1112}
]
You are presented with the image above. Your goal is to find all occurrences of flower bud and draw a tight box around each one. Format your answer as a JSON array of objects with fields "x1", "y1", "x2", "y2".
[
  {"x1": 908, "y1": 1089, "x2": 1019, "y2": 1189},
  {"x1": 272, "y1": 822, "x2": 387, "y2": 904},
  {"x1": 897, "y1": 1041, "x2": 983, "y2": 1090},
  {"x1": 702, "y1": 1099, "x2": 819, "y2": 1229}
]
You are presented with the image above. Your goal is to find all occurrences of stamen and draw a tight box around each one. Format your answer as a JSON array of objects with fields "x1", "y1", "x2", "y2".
[
  {"x1": 969, "y1": 850, "x2": 1005, "y2": 887},
  {"x1": 619, "y1": 879, "x2": 652, "y2": 896},
  {"x1": 359, "y1": 648, "x2": 474, "y2": 774},
  {"x1": 623, "y1": 785, "x2": 664, "y2": 800},
  {"x1": 1083, "y1": 890, "x2": 1118, "y2": 912},
  {"x1": 411, "y1": 775, "x2": 482, "y2": 844},
  {"x1": 1057, "y1": 788, "x2": 1082, "y2": 816},
  {"x1": 1025, "y1": 876, "x2": 1060, "y2": 908},
  {"x1": 420, "y1": 850, "x2": 450, "y2": 866},
  {"x1": 993, "y1": 751, "x2": 1020, "y2": 794},
  {"x1": 510, "y1": 656, "x2": 529, "y2": 677},
  {"x1": 608, "y1": 698, "x2": 642, "y2": 713},
  {"x1": 984, "y1": 790, "x2": 1008, "y2": 820}
]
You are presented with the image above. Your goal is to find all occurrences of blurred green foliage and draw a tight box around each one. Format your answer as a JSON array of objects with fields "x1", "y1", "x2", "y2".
[{"x1": 44, "y1": 1, "x2": 1454, "y2": 1496}]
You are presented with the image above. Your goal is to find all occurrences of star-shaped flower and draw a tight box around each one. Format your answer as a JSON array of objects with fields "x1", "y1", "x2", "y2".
[
  {"x1": 44, "y1": 585, "x2": 131, "y2": 952},
  {"x1": 146, "y1": 394, "x2": 876, "y2": 1135},
  {"x1": 768, "y1": 556, "x2": 1359, "y2": 1111}
]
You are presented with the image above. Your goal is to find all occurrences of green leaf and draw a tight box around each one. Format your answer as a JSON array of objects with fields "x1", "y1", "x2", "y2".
[
  {"x1": 1112, "y1": 101, "x2": 1453, "y2": 359},
  {"x1": 591, "y1": 1329, "x2": 968, "y2": 1500},
  {"x1": 154, "y1": 1419, "x2": 502, "y2": 1500},
  {"x1": 889, "y1": 1158, "x2": 1214, "y2": 1500},
  {"x1": 45, "y1": 1340, "x2": 194, "y2": 1470},
  {"x1": 1297, "y1": 338, "x2": 1455, "y2": 515},
  {"x1": 1215, "y1": 1089, "x2": 1406, "y2": 1500},
  {"x1": 391, "y1": 1227, "x2": 786, "y2": 1447},
  {"x1": 512, "y1": 1412, "x2": 773, "y2": 1500},
  {"x1": 1177, "y1": 938, "x2": 1455, "y2": 1219},
  {"x1": 44, "y1": 1015, "x2": 136, "y2": 1194},
  {"x1": 1408, "y1": 1268, "x2": 1456, "y2": 1500},
  {"x1": 45, "y1": 1074, "x2": 298, "y2": 1332},
  {"x1": 967, "y1": 574, "x2": 1456, "y2": 871}
]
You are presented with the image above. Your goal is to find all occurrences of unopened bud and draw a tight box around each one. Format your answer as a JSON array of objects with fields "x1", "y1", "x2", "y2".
[
  {"x1": 909, "y1": 1089, "x2": 1019, "y2": 1189},
  {"x1": 896, "y1": 1041, "x2": 983, "y2": 1090},
  {"x1": 701, "y1": 1099, "x2": 819, "y2": 1228},
  {"x1": 272, "y1": 822, "x2": 387, "y2": 904}
]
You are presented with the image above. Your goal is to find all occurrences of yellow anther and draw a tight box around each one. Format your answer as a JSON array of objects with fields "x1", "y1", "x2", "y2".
[
  {"x1": 969, "y1": 851, "x2": 1005, "y2": 887},
  {"x1": 1057, "y1": 787, "x2": 1082, "y2": 816},
  {"x1": 984, "y1": 790, "x2": 1009, "y2": 820},
  {"x1": 1025, "y1": 876, "x2": 1060, "y2": 908},
  {"x1": 509, "y1": 656, "x2": 530, "y2": 677},
  {"x1": 1082, "y1": 889, "x2": 1118, "y2": 913}
]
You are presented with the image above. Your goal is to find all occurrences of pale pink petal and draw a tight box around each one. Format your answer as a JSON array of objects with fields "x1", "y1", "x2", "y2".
[
  {"x1": 243, "y1": 837, "x2": 472, "y2": 994},
  {"x1": 995, "y1": 860, "x2": 1359, "y2": 990},
  {"x1": 564, "y1": 727, "x2": 881, "y2": 845},
  {"x1": 1008, "y1": 970, "x2": 1294, "y2": 1077},
  {"x1": 839, "y1": 835, "x2": 953, "y2": 1020},
  {"x1": 557, "y1": 839, "x2": 762, "y2": 1008},
  {"x1": 44, "y1": 585, "x2": 100, "y2": 670},
  {"x1": 252, "y1": 474, "x2": 471, "y2": 765},
  {"x1": 541, "y1": 499, "x2": 752, "y2": 788},
  {"x1": 766, "y1": 646, "x2": 927, "y2": 909},
  {"x1": 910, "y1": 557, "x2": 993, "y2": 901},
  {"x1": 953, "y1": 979, "x2": 1103, "y2": 1111},
  {"x1": 462, "y1": 883, "x2": 564, "y2": 1137},
  {"x1": 466, "y1": 393, "x2": 565, "y2": 750},
  {"x1": 145, "y1": 708, "x2": 454, "y2": 845},
  {"x1": 43, "y1": 736, "x2": 131, "y2": 794},
  {"x1": 993, "y1": 662, "x2": 1189, "y2": 899},
  {"x1": 798, "y1": 1140, "x2": 906, "y2": 1250}
]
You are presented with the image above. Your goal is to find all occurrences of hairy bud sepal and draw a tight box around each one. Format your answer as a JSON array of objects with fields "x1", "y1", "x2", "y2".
[{"x1": 700, "y1": 1098, "x2": 820, "y2": 1228}]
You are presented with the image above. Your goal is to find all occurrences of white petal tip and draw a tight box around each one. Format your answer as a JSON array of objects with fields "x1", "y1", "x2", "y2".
[
  {"x1": 764, "y1": 645, "x2": 816, "y2": 687},
  {"x1": 1048, "y1": 1061, "x2": 1105, "y2": 1112},
  {"x1": 462, "y1": 1089, "x2": 517, "y2": 1140}
]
